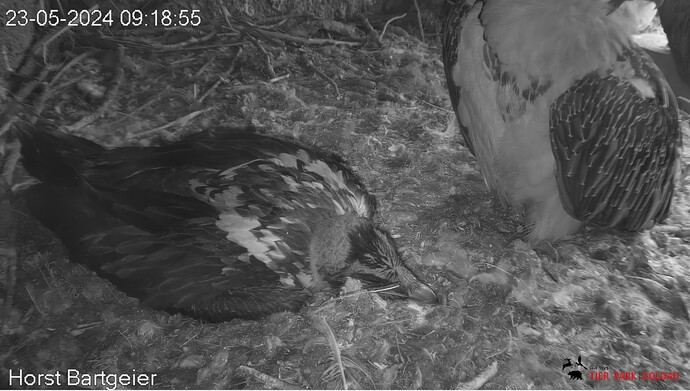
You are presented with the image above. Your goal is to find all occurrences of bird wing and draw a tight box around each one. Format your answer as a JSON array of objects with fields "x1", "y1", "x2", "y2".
[
  {"x1": 550, "y1": 46, "x2": 681, "y2": 230},
  {"x1": 24, "y1": 182, "x2": 312, "y2": 321},
  {"x1": 442, "y1": 0, "x2": 477, "y2": 155},
  {"x1": 20, "y1": 127, "x2": 380, "y2": 298}
]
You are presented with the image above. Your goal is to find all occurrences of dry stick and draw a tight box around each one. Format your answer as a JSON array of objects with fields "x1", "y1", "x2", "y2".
[
  {"x1": 198, "y1": 46, "x2": 243, "y2": 103},
  {"x1": 456, "y1": 361, "x2": 498, "y2": 390},
  {"x1": 219, "y1": 2, "x2": 234, "y2": 28},
  {"x1": 313, "y1": 316, "x2": 348, "y2": 390},
  {"x1": 412, "y1": 0, "x2": 425, "y2": 41},
  {"x1": 193, "y1": 54, "x2": 217, "y2": 77},
  {"x1": 255, "y1": 28, "x2": 361, "y2": 47},
  {"x1": 269, "y1": 74, "x2": 290, "y2": 83},
  {"x1": 301, "y1": 56, "x2": 340, "y2": 99},
  {"x1": 198, "y1": 78, "x2": 224, "y2": 103},
  {"x1": 236, "y1": 365, "x2": 301, "y2": 390},
  {"x1": 152, "y1": 30, "x2": 217, "y2": 51},
  {"x1": 381, "y1": 13, "x2": 407, "y2": 41},
  {"x1": 24, "y1": 286, "x2": 43, "y2": 316},
  {"x1": 132, "y1": 107, "x2": 212, "y2": 138}
]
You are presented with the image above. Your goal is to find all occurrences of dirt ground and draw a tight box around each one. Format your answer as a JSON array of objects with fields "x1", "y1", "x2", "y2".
[{"x1": 1, "y1": 4, "x2": 689, "y2": 390}]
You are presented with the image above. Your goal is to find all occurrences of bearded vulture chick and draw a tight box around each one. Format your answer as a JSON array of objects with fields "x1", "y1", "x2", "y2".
[{"x1": 15, "y1": 125, "x2": 438, "y2": 321}]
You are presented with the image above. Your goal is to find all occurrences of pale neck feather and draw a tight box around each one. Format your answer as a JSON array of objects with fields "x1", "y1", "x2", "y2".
[{"x1": 481, "y1": 0, "x2": 639, "y2": 85}]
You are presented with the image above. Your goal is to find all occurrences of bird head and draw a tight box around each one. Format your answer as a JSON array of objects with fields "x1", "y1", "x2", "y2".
[{"x1": 344, "y1": 224, "x2": 439, "y2": 304}]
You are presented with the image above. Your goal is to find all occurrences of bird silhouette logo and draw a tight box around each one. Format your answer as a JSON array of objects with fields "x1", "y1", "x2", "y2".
[{"x1": 562, "y1": 355, "x2": 587, "y2": 381}]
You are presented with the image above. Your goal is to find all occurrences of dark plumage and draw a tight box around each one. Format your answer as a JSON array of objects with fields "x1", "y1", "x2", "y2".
[
  {"x1": 658, "y1": 0, "x2": 690, "y2": 88},
  {"x1": 15, "y1": 125, "x2": 438, "y2": 322}
]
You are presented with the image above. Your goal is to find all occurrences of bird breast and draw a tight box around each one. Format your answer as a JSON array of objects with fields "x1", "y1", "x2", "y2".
[{"x1": 481, "y1": 0, "x2": 633, "y2": 88}]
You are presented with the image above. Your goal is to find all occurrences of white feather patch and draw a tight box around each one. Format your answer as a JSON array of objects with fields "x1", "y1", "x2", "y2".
[
  {"x1": 275, "y1": 152, "x2": 298, "y2": 168},
  {"x1": 220, "y1": 159, "x2": 264, "y2": 179},
  {"x1": 481, "y1": 0, "x2": 632, "y2": 87},
  {"x1": 611, "y1": 57, "x2": 656, "y2": 98},
  {"x1": 216, "y1": 212, "x2": 271, "y2": 263}
]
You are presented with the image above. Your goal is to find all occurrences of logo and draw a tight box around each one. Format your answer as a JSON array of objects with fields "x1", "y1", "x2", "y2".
[
  {"x1": 558, "y1": 354, "x2": 680, "y2": 383},
  {"x1": 561, "y1": 355, "x2": 587, "y2": 381}
]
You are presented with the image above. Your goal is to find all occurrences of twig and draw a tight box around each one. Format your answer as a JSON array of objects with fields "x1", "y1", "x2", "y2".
[
  {"x1": 198, "y1": 77, "x2": 224, "y2": 103},
  {"x1": 152, "y1": 30, "x2": 217, "y2": 51},
  {"x1": 412, "y1": 0, "x2": 425, "y2": 41},
  {"x1": 300, "y1": 56, "x2": 340, "y2": 99},
  {"x1": 24, "y1": 285, "x2": 43, "y2": 316},
  {"x1": 381, "y1": 13, "x2": 407, "y2": 41},
  {"x1": 255, "y1": 28, "x2": 360, "y2": 47},
  {"x1": 237, "y1": 365, "x2": 301, "y2": 390},
  {"x1": 193, "y1": 55, "x2": 216, "y2": 77},
  {"x1": 313, "y1": 316, "x2": 347, "y2": 390},
  {"x1": 132, "y1": 107, "x2": 213, "y2": 138},
  {"x1": 222, "y1": 45, "x2": 242, "y2": 77},
  {"x1": 118, "y1": 330, "x2": 133, "y2": 350},
  {"x1": 456, "y1": 361, "x2": 498, "y2": 390},
  {"x1": 269, "y1": 74, "x2": 290, "y2": 83},
  {"x1": 419, "y1": 98, "x2": 452, "y2": 112}
]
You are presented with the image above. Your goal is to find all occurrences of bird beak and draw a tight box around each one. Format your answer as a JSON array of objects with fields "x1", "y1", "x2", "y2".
[{"x1": 405, "y1": 280, "x2": 440, "y2": 304}]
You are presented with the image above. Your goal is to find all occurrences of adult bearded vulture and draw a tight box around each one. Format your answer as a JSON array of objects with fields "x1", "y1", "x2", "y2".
[{"x1": 443, "y1": 0, "x2": 682, "y2": 241}]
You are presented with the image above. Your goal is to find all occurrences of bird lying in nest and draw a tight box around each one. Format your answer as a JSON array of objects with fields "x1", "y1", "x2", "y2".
[{"x1": 14, "y1": 125, "x2": 438, "y2": 322}]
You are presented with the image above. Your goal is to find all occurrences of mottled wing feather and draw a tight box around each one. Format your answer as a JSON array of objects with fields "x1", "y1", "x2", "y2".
[
  {"x1": 442, "y1": 0, "x2": 476, "y2": 155},
  {"x1": 201, "y1": 146, "x2": 375, "y2": 278},
  {"x1": 550, "y1": 48, "x2": 681, "y2": 231},
  {"x1": 21, "y1": 128, "x2": 378, "y2": 320},
  {"x1": 659, "y1": 0, "x2": 690, "y2": 86},
  {"x1": 24, "y1": 183, "x2": 312, "y2": 322}
]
